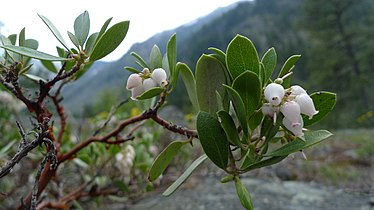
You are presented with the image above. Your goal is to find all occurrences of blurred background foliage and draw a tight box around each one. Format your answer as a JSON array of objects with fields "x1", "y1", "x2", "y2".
[{"x1": 1, "y1": 0, "x2": 373, "y2": 208}]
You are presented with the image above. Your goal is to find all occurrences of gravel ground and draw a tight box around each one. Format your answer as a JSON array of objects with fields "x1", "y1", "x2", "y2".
[
  {"x1": 122, "y1": 128, "x2": 374, "y2": 210},
  {"x1": 124, "y1": 176, "x2": 374, "y2": 210}
]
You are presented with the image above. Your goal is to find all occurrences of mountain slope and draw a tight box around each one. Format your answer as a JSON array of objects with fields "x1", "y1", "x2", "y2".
[{"x1": 62, "y1": 0, "x2": 308, "y2": 114}]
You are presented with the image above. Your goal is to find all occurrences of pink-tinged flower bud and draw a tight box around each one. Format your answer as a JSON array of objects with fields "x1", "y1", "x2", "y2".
[
  {"x1": 126, "y1": 74, "x2": 142, "y2": 90},
  {"x1": 264, "y1": 83, "x2": 285, "y2": 106},
  {"x1": 261, "y1": 103, "x2": 277, "y2": 117},
  {"x1": 131, "y1": 85, "x2": 145, "y2": 100},
  {"x1": 151, "y1": 68, "x2": 168, "y2": 86},
  {"x1": 295, "y1": 93, "x2": 319, "y2": 119},
  {"x1": 280, "y1": 101, "x2": 301, "y2": 127},
  {"x1": 290, "y1": 85, "x2": 307, "y2": 96},
  {"x1": 143, "y1": 78, "x2": 157, "y2": 91},
  {"x1": 283, "y1": 116, "x2": 304, "y2": 137}
]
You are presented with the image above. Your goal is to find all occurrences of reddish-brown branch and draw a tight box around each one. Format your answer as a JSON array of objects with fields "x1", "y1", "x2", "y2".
[
  {"x1": 37, "y1": 62, "x2": 81, "y2": 105},
  {"x1": 20, "y1": 164, "x2": 57, "y2": 210},
  {"x1": 151, "y1": 115, "x2": 198, "y2": 139},
  {"x1": 49, "y1": 84, "x2": 68, "y2": 150},
  {"x1": 35, "y1": 188, "x2": 118, "y2": 210},
  {"x1": 36, "y1": 201, "x2": 68, "y2": 210},
  {"x1": 59, "y1": 111, "x2": 153, "y2": 163},
  {"x1": 60, "y1": 109, "x2": 198, "y2": 163}
]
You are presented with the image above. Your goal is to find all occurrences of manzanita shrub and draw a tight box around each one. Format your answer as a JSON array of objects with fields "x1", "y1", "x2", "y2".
[
  {"x1": 0, "y1": 10, "x2": 336, "y2": 210},
  {"x1": 127, "y1": 34, "x2": 336, "y2": 210}
]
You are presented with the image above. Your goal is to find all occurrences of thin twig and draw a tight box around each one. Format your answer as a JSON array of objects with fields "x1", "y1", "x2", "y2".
[
  {"x1": 0, "y1": 121, "x2": 50, "y2": 179},
  {"x1": 151, "y1": 114, "x2": 198, "y2": 139},
  {"x1": 93, "y1": 97, "x2": 130, "y2": 136},
  {"x1": 31, "y1": 138, "x2": 57, "y2": 210}
]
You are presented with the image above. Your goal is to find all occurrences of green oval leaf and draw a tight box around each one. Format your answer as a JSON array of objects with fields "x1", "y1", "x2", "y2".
[
  {"x1": 167, "y1": 34, "x2": 179, "y2": 89},
  {"x1": 303, "y1": 91, "x2": 337, "y2": 126},
  {"x1": 25, "y1": 39, "x2": 38, "y2": 50},
  {"x1": 261, "y1": 47, "x2": 277, "y2": 83},
  {"x1": 278, "y1": 54, "x2": 301, "y2": 87},
  {"x1": 241, "y1": 155, "x2": 287, "y2": 171},
  {"x1": 131, "y1": 52, "x2": 150, "y2": 69},
  {"x1": 23, "y1": 73, "x2": 47, "y2": 83},
  {"x1": 226, "y1": 35, "x2": 260, "y2": 79},
  {"x1": 68, "y1": 31, "x2": 80, "y2": 50},
  {"x1": 178, "y1": 62, "x2": 199, "y2": 111},
  {"x1": 84, "y1": 32, "x2": 99, "y2": 54},
  {"x1": 1, "y1": 45, "x2": 69, "y2": 61},
  {"x1": 8, "y1": 34, "x2": 17, "y2": 45},
  {"x1": 240, "y1": 148, "x2": 257, "y2": 170},
  {"x1": 89, "y1": 21, "x2": 129, "y2": 61},
  {"x1": 234, "y1": 176, "x2": 254, "y2": 210},
  {"x1": 197, "y1": 111, "x2": 228, "y2": 169},
  {"x1": 24, "y1": 39, "x2": 39, "y2": 65},
  {"x1": 167, "y1": 34, "x2": 177, "y2": 79},
  {"x1": 114, "y1": 180, "x2": 129, "y2": 192},
  {"x1": 260, "y1": 116, "x2": 280, "y2": 141},
  {"x1": 124, "y1": 66, "x2": 141, "y2": 74},
  {"x1": 19, "y1": 28, "x2": 25, "y2": 47},
  {"x1": 217, "y1": 110, "x2": 243, "y2": 149},
  {"x1": 208, "y1": 47, "x2": 227, "y2": 66},
  {"x1": 1, "y1": 35, "x2": 16, "y2": 60},
  {"x1": 259, "y1": 63, "x2": 265, "y2": 87},
  {"x1": 220, "y1": 174, "x2": 235, "y2": 183},
  {"x1": 266, "y1": 130, "x2": 333, "y2": 157},
  {"x1": 38, "y1": 14, "x2": 70, "y2": 52},
  {"x1": 148, "y1": 140, "x2": 188, "y2": 182},
  {"x1": 216, "y1": 91, "x2": 226, "y2": 112},
  {"x1": 98, "y1": 17, "x2": 113, "y2": 41},
  {"x1": 232, "y1": 71, "x2": 262, "y2": 117},
  {"x1": 150, "y1": 45, "x2": 163, "y2": 69},
  {"x1": 18, "y1": 28, "x2": 26, "y2": 63},
  {"x1": 74, "y1": 11, "x2": 90, "y2": 47},
  {"x1": 223, "y1": 85, "x2": 249, "y2": 139},
  {"x1": 41, "y1": 60, "x2": 57, "y2": 73},
  {"x1": 136, "y1": 87, "x2": 164, "y2": 100},
  {"x1": 162, "y1": 154, "x2": 207, "y2": 196},
  {"x1": 248, "y1": 110, "x2": 264, "y2": 131},
  {"x1": 196, "y1": 54, "x2": 227, "y2": 115}
]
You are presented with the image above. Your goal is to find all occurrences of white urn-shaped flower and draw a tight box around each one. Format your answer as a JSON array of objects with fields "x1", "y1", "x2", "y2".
[
  {"x1": 126, "y1": 74, "x2": 142, "y2": 90},
  {"x1": 142, "y1": 78, "x2": 157, "y2": 91},
  {"x1": 283, "y1": 116, "x2": 304, "y2": 137},
  {"x1": 295, "y1": 93, "x2": 319, "y2": 119},
  {"x1": 280, "y1": 101, "x2": 301, "y2": 127},
  {"x1": 264, "y1": 83, "x2": 285, "y2": 106},
  {"x1": 151, "y1": 68, "x2": 168, "y2": 87}
]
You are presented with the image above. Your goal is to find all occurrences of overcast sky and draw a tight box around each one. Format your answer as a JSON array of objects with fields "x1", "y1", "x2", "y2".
[{"x1": 1, "y1": 0, "x2": 244, "y2": 61}]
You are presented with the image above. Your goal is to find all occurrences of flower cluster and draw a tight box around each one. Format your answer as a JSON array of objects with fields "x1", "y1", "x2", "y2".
[
  {"x1": 115, "y1": 145, "x2": 136, "y2": 184},
  {"x1": 262, "y1": 82, "x2": 319, "y2": 137},
  {"x1": 126, "y1": 68, "x2": 168, "y2": 100}
]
